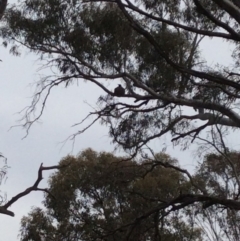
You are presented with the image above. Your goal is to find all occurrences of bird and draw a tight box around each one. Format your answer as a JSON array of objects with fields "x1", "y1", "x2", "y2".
[
  {"x1": 114, "y1": 84, "x2": 125, "y2": 97},
  {"x1": 192, "y1": 94, "x2": 204, "y2": 114}
]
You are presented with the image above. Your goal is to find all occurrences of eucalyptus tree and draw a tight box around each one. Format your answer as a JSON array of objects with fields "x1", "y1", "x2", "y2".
[
  {"x1": 2, "y1": 0, "x2": 240, "y2": 154},
  {"x1": 19, "y1": 149, "x2": 203, "y2": 241},
  {"x1": 192, "y1": 151, "x2": 240, "y2": 241},
  {"x1": 19, "y1": 149, "x2": 240, "y2": 241},
  {"x1": 2, "y1": 0, "x2": 240, "y2": 218}
]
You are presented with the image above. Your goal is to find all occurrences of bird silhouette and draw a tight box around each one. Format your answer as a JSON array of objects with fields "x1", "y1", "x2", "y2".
[{"x1": 114, "y1": 84, "x2": 125, "y2": 96}]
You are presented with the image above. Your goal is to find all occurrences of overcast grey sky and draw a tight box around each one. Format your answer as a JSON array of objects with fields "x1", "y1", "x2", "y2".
[
  {"x1": 0, "y1": 2, "x2": 239, "y2": 240},
  {"x1": 0, "y1": 46, "x2": 117, "y2": 240}
]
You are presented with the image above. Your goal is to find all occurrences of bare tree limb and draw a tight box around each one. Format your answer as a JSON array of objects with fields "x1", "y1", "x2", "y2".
[{"x1": 0, "y1": 163, "x2": 68, "y2": 217}]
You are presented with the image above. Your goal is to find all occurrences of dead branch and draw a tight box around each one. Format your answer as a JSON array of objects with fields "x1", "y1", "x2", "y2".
[{"x1": 0, "y1": 163, "x2": 68, "y2": 217}]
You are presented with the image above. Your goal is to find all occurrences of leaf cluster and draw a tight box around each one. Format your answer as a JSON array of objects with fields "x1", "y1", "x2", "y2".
[{"x1": 19, "y1": 148, "x2": 202, "y2": 241}]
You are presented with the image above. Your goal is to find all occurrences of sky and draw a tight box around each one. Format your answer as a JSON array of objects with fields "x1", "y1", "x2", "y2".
[
  {"x1": 0, "y1": 47, "x2": 116, "y2": 240},
  {"x1": 0, "y1": 2, "x2": 239, "y2": 240}
]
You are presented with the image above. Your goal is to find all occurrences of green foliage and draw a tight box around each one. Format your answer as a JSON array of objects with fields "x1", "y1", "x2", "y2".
[
  {"x1": 192, "y1": 151, "x2": 240, "y2": 240},
  {"x1": 18, "y1": 149, "x2": 240, "y2": 241},
  {"x1": 1, "y1": 1, "x2": 240, "y2": 238},
  {"x1": 0, "y1": 1, "x2": 198, "y2": 151},
  {"x1": 19, "y1": 149, "x2": 202, "y2": 241},
  {"x1": 196, "y1": 151, "x2": 240, "y2": 198},
  {"x1": 1, "y1": 0, "x2": 239, "y2": 154},
  {"x1": 1, "y1": 0, "x2": 240, "y2": 154}
]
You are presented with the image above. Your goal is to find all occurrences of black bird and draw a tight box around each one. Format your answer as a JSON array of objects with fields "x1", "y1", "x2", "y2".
[{"x1": 114, "y1": 84, "x2": 125, "y2": 96}]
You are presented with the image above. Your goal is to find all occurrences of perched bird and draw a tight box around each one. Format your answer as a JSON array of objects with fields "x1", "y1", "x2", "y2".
[
  {"x1": 114, "y1": 84, "x2": 125, "y2": 96},
  {"x1": 192, "y1": 94, "x2": 204, "y2": 114}
]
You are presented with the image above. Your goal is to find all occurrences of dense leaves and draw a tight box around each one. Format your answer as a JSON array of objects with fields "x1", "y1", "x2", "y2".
[
  {"x1": 19, "y1": 149, "x2": 203, "y2": 241},
  {"x1": 19, "y1": 149, "x2": 240, "y2": 241}
]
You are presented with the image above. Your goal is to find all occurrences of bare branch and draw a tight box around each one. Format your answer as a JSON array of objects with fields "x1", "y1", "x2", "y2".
[{"x1": 0, "y1": 163, "x2": 68, "y2": 217}]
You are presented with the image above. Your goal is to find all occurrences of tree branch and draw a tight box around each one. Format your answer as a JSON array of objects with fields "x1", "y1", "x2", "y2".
[
  {"x1": 0, "y1": 163, "x2": 68, "y2": 217},
  {"x1": 123, "y1": 0, "x2": 240, "y2": 41}
]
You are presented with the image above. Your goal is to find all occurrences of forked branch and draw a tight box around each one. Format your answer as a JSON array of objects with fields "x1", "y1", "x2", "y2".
[{"x1": 0, "y1": 163, "x2": 68, "y2": 217}]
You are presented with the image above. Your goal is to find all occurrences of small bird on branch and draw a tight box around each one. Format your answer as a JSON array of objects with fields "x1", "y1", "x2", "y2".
[{"x1": 114, "y1": 84, "x2": 125, "y2": 97}]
